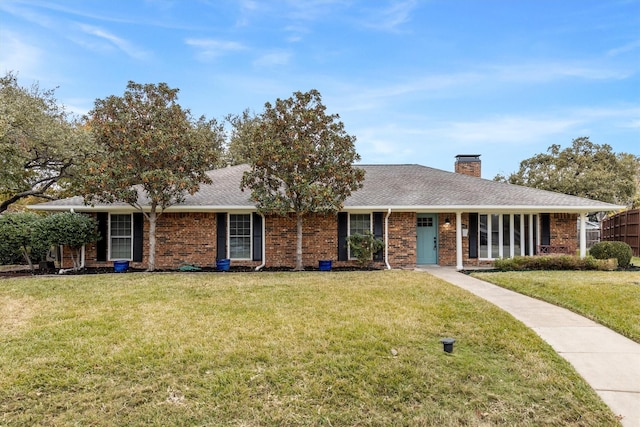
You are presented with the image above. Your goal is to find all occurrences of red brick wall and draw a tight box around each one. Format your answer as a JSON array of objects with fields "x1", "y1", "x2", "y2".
[
  {"x1": 455, "y1": 161, "x2": 481, "y2": 178},
  {"x1": 550, "y1": 213, "x2": 578, "y2": 254},
  {"x1": 68, "y1": 210, "x2": 581, "y2": 271},
  {"x1": 387, "y1": 212, "x2": 416, "y2": 268},
  {"x1": 264, "y1": 213, "x2": 341, "y2": 268}
]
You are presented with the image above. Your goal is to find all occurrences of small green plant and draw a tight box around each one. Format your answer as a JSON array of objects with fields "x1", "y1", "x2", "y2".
[
  {"x1": 589, "y1": 241, "x2": 633, "y2": 268},
  {"x1": 345, "y1": 231, "x2": 384, "y2": 267}
]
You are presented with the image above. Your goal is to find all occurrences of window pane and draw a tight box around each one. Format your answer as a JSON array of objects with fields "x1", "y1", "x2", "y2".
[
  {"x1": 111, "y1": 214, "x2": 131, "y2": 237},
  {"x1": 502, "y1": 214, "x2": 510, "y2": 257},
  {"x1": 491, "y1": 214, "x2": 500, "y2": 258},
  {"x1": 229, "y1": 214, "x2": 251, "y2": 259},
  {"x1": 479, "y1": 215, "x2": 488, "y2": 258},
  {"x1": 350, "y1": 214, "x2": 371, "y2": 236},
  {"x1": 111, "y1": 237, "x2": 132, "y2": 259},
  {"x1": 230, "y1": 237, "x2": 251, "y2": 259},
  {"x1": 514, "y1": 214, "x2": 521, "y2": 255}
]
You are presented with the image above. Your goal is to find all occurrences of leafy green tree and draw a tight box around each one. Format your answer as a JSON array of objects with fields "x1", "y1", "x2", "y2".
[
  {"x1": 495, "y1": 137, "x2": 638, "y2": 206},
  {"x1": 82, "y1": 81, "x2": 223, "y2": 271},
  {"x1": 35, "y1": 212, "x2": 100, "y2": 271},
  {"x1": 223, "y1": 109, "x2": 260, "y2": 166},
  {"x1": 0, "y1": 72, "x2": 94, "y2": 213},
  {"x1": 241, "y1": 89, "x2": 365, "y2": 270},
  {"x1": 0, "y1": 212, "x2": 48, "y2": 272}
]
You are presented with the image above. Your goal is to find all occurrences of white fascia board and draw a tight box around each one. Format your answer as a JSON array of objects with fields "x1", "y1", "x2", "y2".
[
  {"x1": 28, "y1": 204, "x2": 258, "y2": 213},
  {"x1": 344, "y1": 205, "x2": 624, "y2": 213}
]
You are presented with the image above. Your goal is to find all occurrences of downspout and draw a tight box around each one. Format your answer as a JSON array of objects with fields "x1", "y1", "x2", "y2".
[
  {"x1": 255, "y1": 213, "x2": 266, "y2": 271},
  {"x1": 58, "y1": 245, "x2": 85, "y2": 274},
  {"x1": 384, "y1": 208, "x2": 392, "y2": 270}
]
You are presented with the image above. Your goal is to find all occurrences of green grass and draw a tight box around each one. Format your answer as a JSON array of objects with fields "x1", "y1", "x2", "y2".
[
  {"x1": 1, "y1": 271, "x2": 620, "y2": 426},
  {"x1": 471, "y1": 271, "x2": 640, "y2": 343}
]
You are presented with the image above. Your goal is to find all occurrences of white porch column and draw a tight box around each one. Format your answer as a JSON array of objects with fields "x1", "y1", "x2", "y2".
[
  {"x1": 520, "y1": 214, "x2": 525, "y2": 256},
  {"x1": 509, "y1": 214, "x2": 515, "y2": 258},
  {"x1": 579, "y1": 212, "x2": 587, "y2": 258},
  {"x1": 528, "y1": 214, "x2": 534, "y2": 255},
  {"x1": 456, "y1": 211, "x2": 463, "y2": 270}
]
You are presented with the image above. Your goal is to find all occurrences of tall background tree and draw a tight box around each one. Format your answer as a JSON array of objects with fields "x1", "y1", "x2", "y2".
[
  {"x1": 222, "y1": 109, "x2": 260, "y2": 166},
  {"x1": 0, "y1": 72, "x2": 93, "y2": 213},
  {"x1": 241, "y1": 89, "x2": 365, "y2": 270},
  {"x1": 82, "y1": 81, "x2": 223, "y2": 271},
  {"x1": 495, "y1": 137, "x2": 638, "y2": 207}
]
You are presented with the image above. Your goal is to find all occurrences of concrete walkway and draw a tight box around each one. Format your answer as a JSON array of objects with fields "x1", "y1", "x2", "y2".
[{"x1": 420, "y1": 266, "x2": 640, "y2": 427}]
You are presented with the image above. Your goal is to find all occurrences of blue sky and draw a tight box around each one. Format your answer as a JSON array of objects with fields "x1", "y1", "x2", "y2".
[{"x1": 1, "y1": 0, "x2": 639, "y2": 179}]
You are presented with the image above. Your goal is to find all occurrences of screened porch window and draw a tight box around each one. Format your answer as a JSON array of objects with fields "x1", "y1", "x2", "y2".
[{"x1": 479, "y1": 213, "x2": 537, "y2": 259}]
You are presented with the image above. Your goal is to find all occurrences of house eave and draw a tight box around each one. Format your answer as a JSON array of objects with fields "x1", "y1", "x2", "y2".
[{"x1": 343, "y1": 205, "x2": 624, "y2": 213}]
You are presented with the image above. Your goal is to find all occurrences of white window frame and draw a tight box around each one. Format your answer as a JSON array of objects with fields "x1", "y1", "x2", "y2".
[
  {"x1": 228, "y1": 213, "x2": 253, "y2": 260},
  {"x1": 108, "y1": 213, "x2": 133, "y2": 261},
  {"x1": 348, "y1": 213, "x2": 373, "y2": 260}
]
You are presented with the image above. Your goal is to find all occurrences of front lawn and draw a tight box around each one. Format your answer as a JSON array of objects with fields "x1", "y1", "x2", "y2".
[
  {"x1": 0, "y1": 271, "x2": 619, "y2": 426},
  {"x1": 471, "y1": 271, "x2": 640, "y2": 343}
]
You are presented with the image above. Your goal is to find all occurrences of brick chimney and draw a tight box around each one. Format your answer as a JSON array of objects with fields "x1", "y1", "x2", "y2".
[{"x1": 455, "y1": 154, "x2": 481, "y2": 178}]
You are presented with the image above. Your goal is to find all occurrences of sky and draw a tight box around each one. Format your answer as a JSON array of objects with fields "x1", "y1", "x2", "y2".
[{"x1": 1, "y1": 0, "x2": 639, "y2": 179}]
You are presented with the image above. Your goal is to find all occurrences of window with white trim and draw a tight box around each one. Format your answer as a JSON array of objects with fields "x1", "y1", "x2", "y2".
[
  {"x1": 229, "y1": 214, "x2": 252, "y2": 259},
  {"x1": 348, "y1": 213, "x2": 372, "y2": 259},
  {"x1": 109, "y1": 214, "x2": 133, "y2": 260}
]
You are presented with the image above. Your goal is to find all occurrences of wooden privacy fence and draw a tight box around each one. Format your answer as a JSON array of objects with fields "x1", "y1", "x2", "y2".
[{"x1": 601, "y1": 209, "x2": 640, "y2": 256}]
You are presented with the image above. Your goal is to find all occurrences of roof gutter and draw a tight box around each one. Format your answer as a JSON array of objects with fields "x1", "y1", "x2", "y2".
[{"x1": 384, "y1": 208, "x2": 392, "y2": 270}]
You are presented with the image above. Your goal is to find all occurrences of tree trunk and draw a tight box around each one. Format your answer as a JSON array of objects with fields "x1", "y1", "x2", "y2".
[
  {"x1": 294, "y1": 213, "x2": 304, "y2": 271},
  {"x1": 147, "y1": 207, "x2": 157, "y2": 272},
  {"x1": 21, "y1": 247, "x2": 34, "y2": 275}
]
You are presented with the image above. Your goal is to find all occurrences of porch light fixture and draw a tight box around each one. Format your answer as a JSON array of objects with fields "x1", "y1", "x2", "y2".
[
  {"x1": 444, "y1": 217, "x2": 451, "y2": 226},
  {"x1": 461, "y1": 223, "x2": 468, "y2": 237}
]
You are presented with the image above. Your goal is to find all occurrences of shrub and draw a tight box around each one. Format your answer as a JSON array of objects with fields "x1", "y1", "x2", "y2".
[
  {"x1": 35, "y1": 212, "x2": 100, "y2": 270},
  {"x1": 345, "y1": 232, "x2": 384, "y2": 267},
  {"x1": 494, "y1": 255, "x2": 615, "y2": 271},
  {"x1": 589, "y1": 241, "x2": 633, "y2": 268},
  {"x1": 0, "y1": 212, "x2": 48, "y2": 271}
]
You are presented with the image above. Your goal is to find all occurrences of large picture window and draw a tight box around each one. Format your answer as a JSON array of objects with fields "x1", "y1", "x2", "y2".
[
  {"x1": 109, "y1": 214, "x2": 132, "y2": 260},
  {"x1": 229, "y1": 214, "x2": 252, "y2": 259}
]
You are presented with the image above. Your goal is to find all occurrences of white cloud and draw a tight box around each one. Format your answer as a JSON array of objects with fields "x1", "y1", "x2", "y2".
[
  {"x1": 78, "y1": 24, "x2": 150, "y2": 60},
  {"x1": 185, "y1": 38, "x2": 246, "y2": 61},
  {"x1": 360, "y1": 0, "x2": 418, "y2": 32},
  {"x1": 607, "y1": 39, "x2": 640, "y2": 57},
  {"x1": 0, "y1": 30, "x2": 43, "y2": 79},
  {"x1": 489, "y1": 61, "x2": 633, "y2": 82},
  {"x1": 253, "y1": 50, "x2": 292, "y2": 67}
]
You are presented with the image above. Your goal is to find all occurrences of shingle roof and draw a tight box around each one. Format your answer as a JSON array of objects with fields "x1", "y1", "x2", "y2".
[{"x1": 32, "y1": 163, "x2": 623, "y2": 213}]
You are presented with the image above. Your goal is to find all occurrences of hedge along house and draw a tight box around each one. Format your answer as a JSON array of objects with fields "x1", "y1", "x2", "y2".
[{"x1": 31, "y1": 155, "x2": 623, "y2": 271}]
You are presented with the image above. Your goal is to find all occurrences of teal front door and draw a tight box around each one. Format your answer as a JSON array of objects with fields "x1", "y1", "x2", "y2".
[{"x1": 417, "y1": 214, "x2": 438, "y2": 264}]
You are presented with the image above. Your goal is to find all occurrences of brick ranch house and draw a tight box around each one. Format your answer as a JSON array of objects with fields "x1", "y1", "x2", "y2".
[{"x1": 32, "y1": 155, "x2": 622, "y2": 271}]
